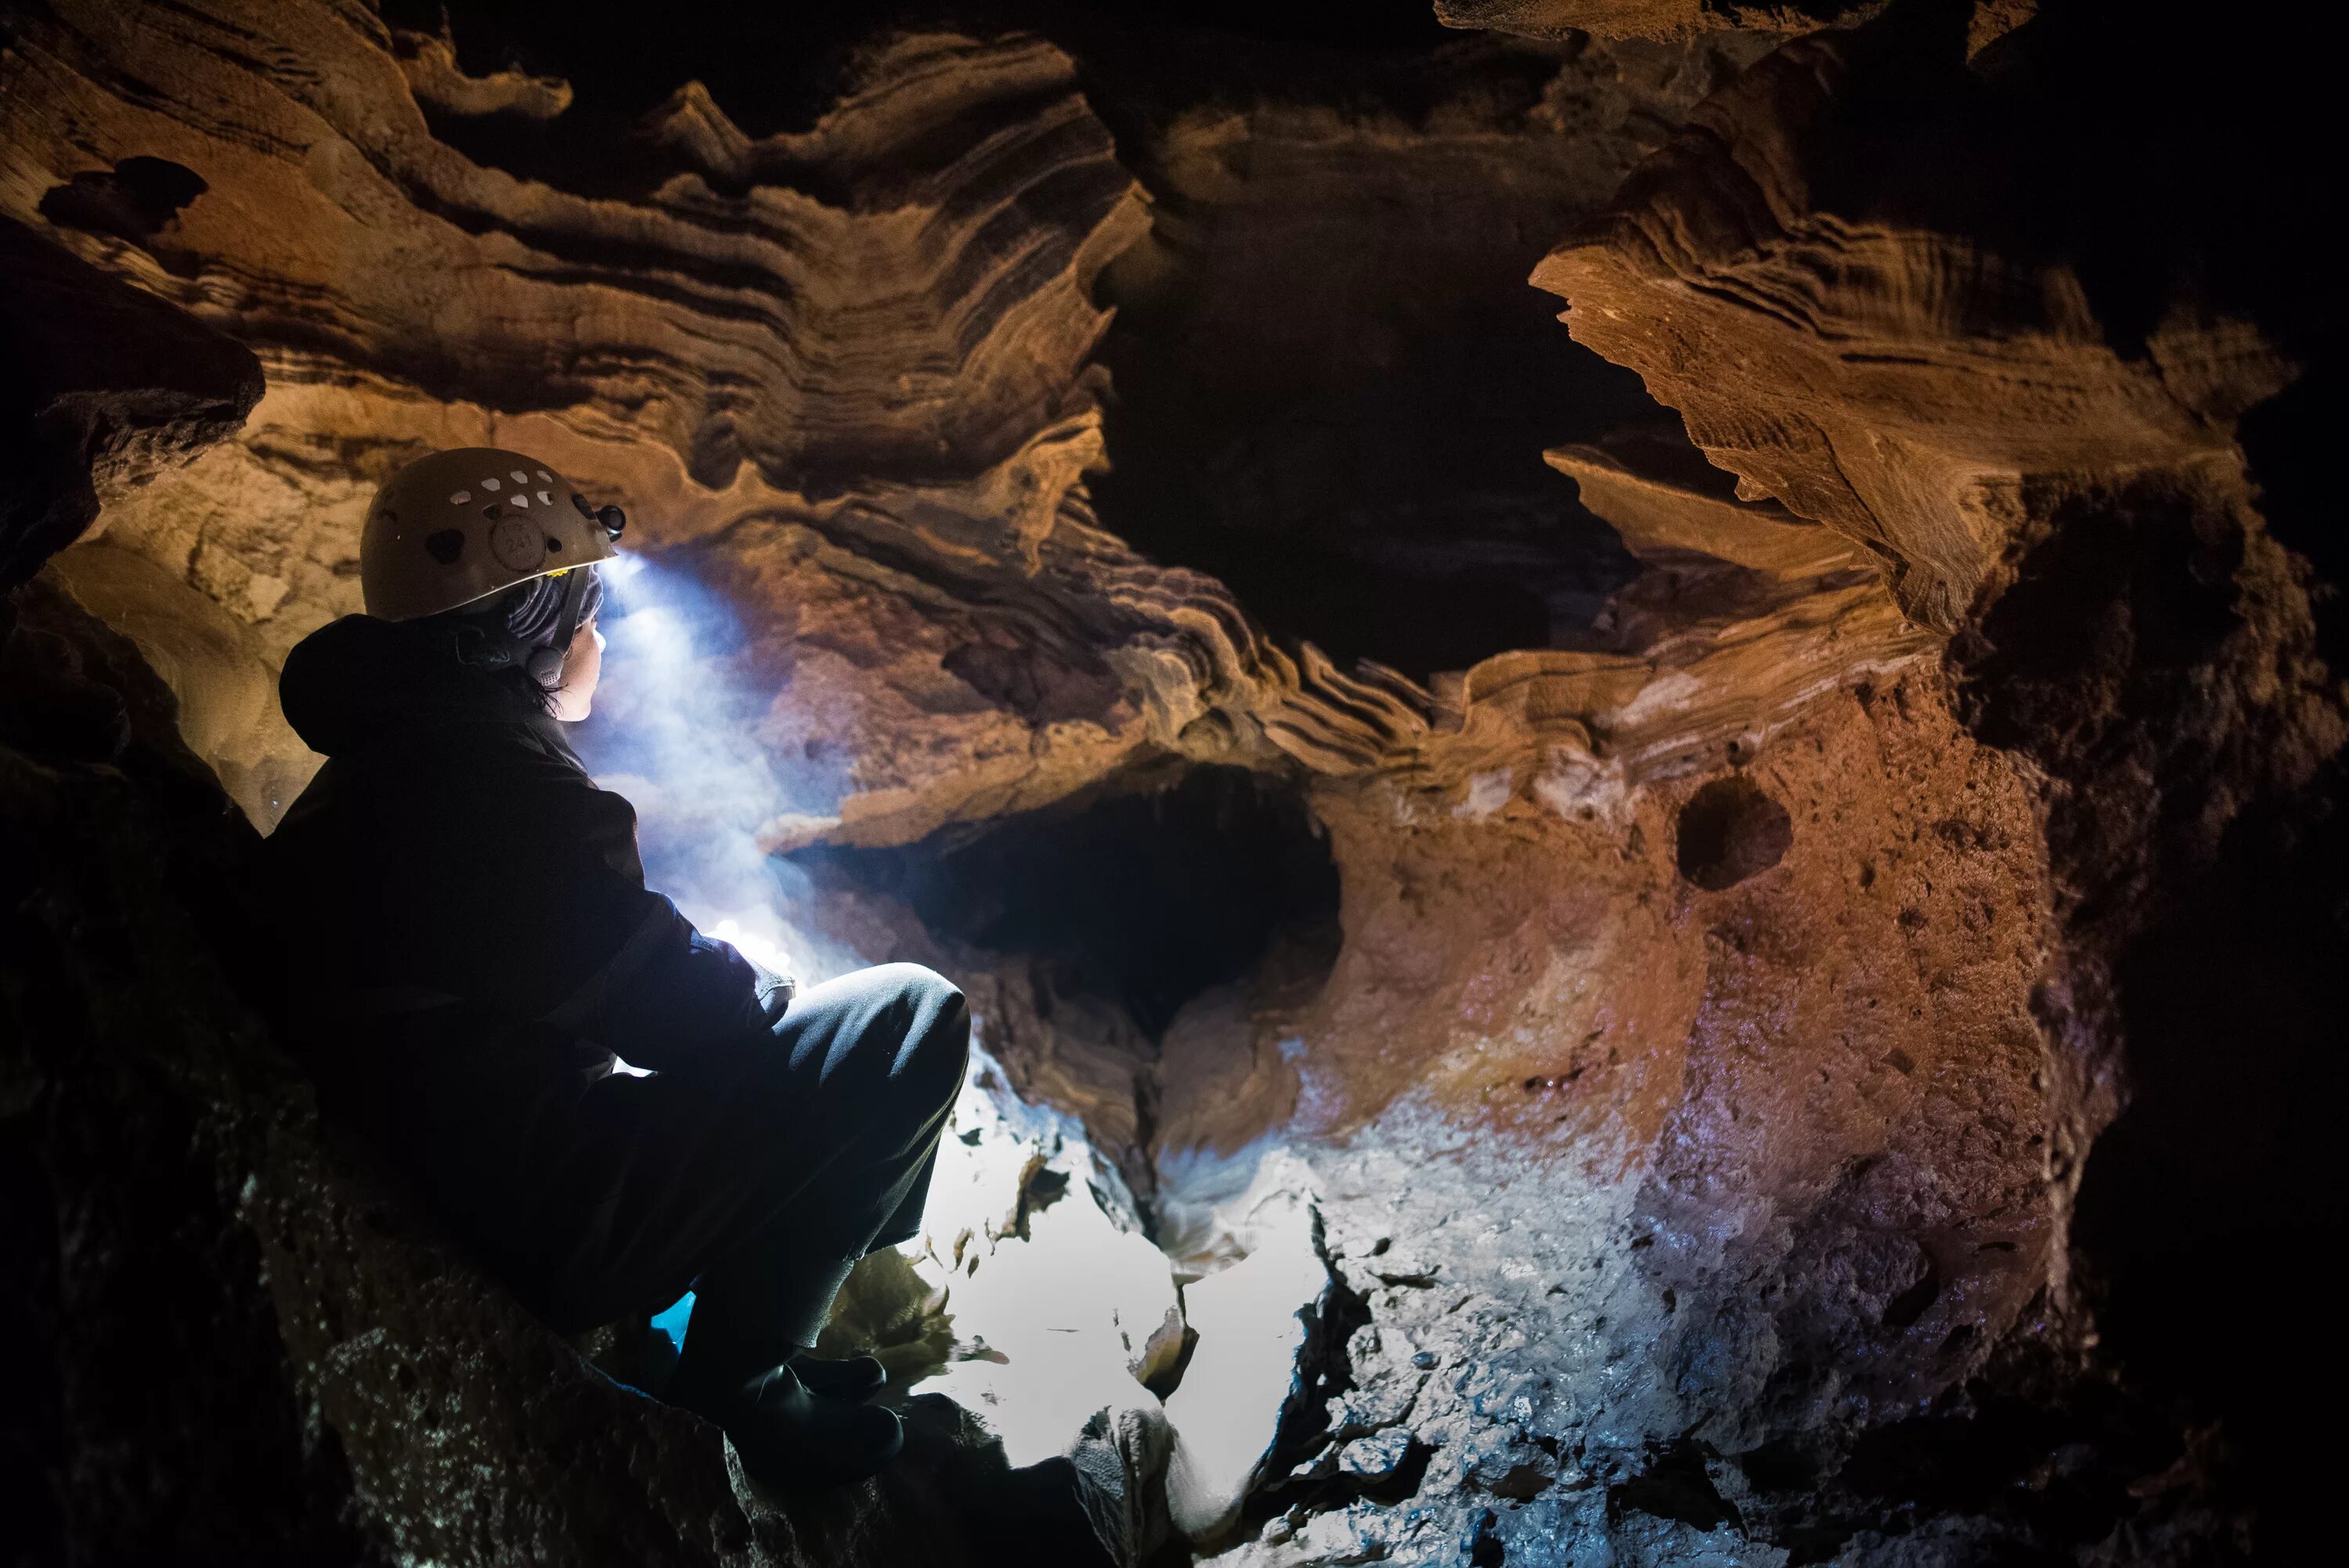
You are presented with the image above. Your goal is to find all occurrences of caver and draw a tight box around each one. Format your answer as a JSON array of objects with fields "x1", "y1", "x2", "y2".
[{"x1": 268, "y1": 447, "x2": 969, "y2": 1485}]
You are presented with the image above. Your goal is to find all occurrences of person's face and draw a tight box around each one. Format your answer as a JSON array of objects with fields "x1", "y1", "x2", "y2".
[{"x1": 550, "y1": 614, "x2": 604, "y2": 723}]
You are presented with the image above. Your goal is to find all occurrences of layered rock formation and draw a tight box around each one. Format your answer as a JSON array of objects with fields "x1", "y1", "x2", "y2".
[
  {"x1": 1435, "y1": 0, "x2": 1875, "y2": 42},
  {"x1": 3, "y1": 1, "x2": 1154, "y2": 833},
  {"x1": 0, "y1": 218, "x2": 262, "y2": 589},
  {"x1": 2, "y1": 146, "x2": 1140, "y2": 1568},
  {"x1": 7, "y1": 0, "x2": 2344, "y2": 1565},
  {"x1": 1432, "y1": 0, "x2": 2033, "y2": 54},
  {"x1": 1081, "y1": 26, "x2": 1769, "y2": 678},
  {"x1": 0, "y1": 2, "x2": 1809, "y2": 837},
  {"x1": 1519, "y1": 5, "x2": 2347, "y2": 1559}
]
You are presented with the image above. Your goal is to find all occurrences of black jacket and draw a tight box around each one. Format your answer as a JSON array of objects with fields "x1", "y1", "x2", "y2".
[{"x1": 269, "y1": 615, "x2": 775, "y2": 1095}]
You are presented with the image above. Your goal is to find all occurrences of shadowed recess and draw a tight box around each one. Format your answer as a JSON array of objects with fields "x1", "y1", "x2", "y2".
[
  {"x1": 790, "y1": 764, "x2": 1340, "y2": 1039},
  {"x1": 1675, "y1": 776, "x2": 1793, "y2": 890}
]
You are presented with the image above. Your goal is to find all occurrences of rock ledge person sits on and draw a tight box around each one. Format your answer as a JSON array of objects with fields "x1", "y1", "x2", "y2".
[{"x1": 266, "y1": 447, "x2": 969, "y2": 1486}]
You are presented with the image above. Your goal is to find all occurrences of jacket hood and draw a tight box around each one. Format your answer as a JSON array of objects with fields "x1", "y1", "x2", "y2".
[{"x1": 281, "y1": 615, "x2": 559, "y2": 759}]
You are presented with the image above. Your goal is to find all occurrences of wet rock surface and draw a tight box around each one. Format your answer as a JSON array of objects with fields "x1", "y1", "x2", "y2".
[{"x1": 7, "y1": 2, "x2": 2346, "y2": 1565}]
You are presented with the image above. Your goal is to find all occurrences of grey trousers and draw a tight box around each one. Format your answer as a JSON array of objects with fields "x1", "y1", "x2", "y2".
[{"x1": 360, "y1": 963, "x2": 970, "y2": 1344}]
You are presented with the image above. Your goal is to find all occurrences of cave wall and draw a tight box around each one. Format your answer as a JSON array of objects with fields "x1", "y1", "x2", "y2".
[
  {"x1": 0, "y1": 0, "x2": 1880, "y2": 838},
  {"x1": 1525, "y1": 3, "x2": 2349, "y2": 1558},
  {"x1": 2, "y1": 211, "x2": 1134, "y2": 1568},
  {"x1": 1, "y1": 222, "x2": 337, "y2": 1566},
  {"x1": 1, "y1": 1, "x2": 1156, "y2": 837},
  {"x1": 6, "y1": 0, "x2": 2346, "y2": 1564},
  {"x1": 1125, "y1": 665, "x2": 2083, "y2": 1560}
]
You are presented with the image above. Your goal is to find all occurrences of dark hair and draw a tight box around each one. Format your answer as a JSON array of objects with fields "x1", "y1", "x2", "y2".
[
  {"x1": 487, "y1": 661, "x2": 562, "y2": 716},
  {"x1": 426, "y1": 582, "x2": 576, "y2": 716}
]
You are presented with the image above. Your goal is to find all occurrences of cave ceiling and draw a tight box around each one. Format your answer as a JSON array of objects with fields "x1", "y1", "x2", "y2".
[
  {"x1": 1, "y1": 0, "x2": 1900, "y2": 841},
  {"x1": 5, "y1": 0, "x2": 2345, "y2": 1564}
]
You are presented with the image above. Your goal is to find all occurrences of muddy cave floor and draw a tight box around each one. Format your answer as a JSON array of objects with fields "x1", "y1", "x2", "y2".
[{"x1": 5, "y1": 0, "x2": 2349, "y2": 1565}]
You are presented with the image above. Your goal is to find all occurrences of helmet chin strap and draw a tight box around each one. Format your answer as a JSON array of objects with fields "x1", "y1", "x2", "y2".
[
  {"x1": 448, "y1": 568, "x2": 592, "y2": 685},
  {"x1": 523, "y1": 567, "x2": 593, "y2": 686}
]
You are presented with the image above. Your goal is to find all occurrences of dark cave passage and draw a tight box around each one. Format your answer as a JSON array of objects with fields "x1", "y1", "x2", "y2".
[
  {"x1": 1084, "y1": 68, "x2": 1662, "y2": 684},
  {"x1": 1090, "y1": 264, "x2": 1652, "y2": 682},
  {"x1": 790, "y1": 763, "x2": 1342, "y2": 1041},
  {"x1": 2068, "y1": 752, "x2": 2349, "y2": 1547}
]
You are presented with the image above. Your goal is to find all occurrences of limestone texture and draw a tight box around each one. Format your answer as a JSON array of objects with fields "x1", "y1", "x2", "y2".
[
  {"x1": 1164, "y1": 1188, "x2": 1333, "y2": 1543},
  {"x1": 1431, "y1": 1, "x2": 2033, "y2": 56},
  {"x1": 0, "y1": 218, "x2": 262, "y2": 589},
  {"x1": 1435, "y1": 0, "x2": 1868, "y2": 41},
  {"x1": 6, "y1": 2, "x2": 2345, "y2": 1566}
]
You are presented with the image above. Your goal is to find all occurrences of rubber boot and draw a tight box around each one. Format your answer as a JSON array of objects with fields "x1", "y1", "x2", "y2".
[
  {"x1": 789, "y1": 1351, "x2": 886, "y2": 1400},
  {"x1": 714, "y1": 1363, "x2": 904, "y2": 1487},
  {"x1": 671, "y1": 1243, "x2": 850, "y2": 1411},
  {"x1": 671, "y1": 1250, "x2": 904, "y2": 1486}
]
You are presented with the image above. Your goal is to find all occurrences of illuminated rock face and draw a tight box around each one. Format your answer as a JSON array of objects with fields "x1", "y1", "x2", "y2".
[
  {"x1": 0, "y1": 220, "x2": 262, "y2": 588},
  {"x1": 1434, "y1": 0, "x2": 2037, "y2": 54},
  {"x1": 4, "y1": 2, "x2": 1152, "y2": 835},
  {"x1": 5, "y1": 3, "x2": 2345, "y2": 1567}
]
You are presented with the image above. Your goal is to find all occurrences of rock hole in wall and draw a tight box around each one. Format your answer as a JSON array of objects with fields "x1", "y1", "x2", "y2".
[
  {"x1": 1675, "y1": 777, "x2": 1794, "y2": 891},
  {"x1": 38, "y1": 156, "x2": 208, "y2": 247},
  {"x1": 1606, "y1": 1439, "x2": 1742, "y2": 1534},
  {"x1": 788, "y1": 762, "x2": 1341, "y2": 1040},
  {"x1": 1880, "y1": 1265, "x2": 1941, "y2": 1330}
]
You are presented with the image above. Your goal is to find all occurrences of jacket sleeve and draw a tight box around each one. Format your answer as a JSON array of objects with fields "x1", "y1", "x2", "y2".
[
  {"x1": 541, "y1": 892, "x2": 783, "y2": 1072},
  {"x1": 525, "y1": 766, "x2": 785, "y2": 1073}
]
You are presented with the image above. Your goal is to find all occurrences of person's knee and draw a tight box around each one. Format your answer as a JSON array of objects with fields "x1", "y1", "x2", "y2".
[{"x1": 871, "y1": 962, "x2": 968, "y2": 1098}]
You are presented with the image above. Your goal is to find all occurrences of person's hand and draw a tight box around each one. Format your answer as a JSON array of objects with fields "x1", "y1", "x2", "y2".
[{"x1": 752, "y1": 964, "x2": 796, "y2": 1026}]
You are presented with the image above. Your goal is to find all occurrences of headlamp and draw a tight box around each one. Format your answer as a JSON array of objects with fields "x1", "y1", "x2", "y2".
[{"x1": 573, "y1": 491, "x2": 627, "y2": 543}]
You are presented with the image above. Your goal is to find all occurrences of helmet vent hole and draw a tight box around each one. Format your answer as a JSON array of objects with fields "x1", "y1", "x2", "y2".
[
  {"x1": 424, "y1": 528, "x2": 466, "y2": 565},
  {"x1": 448, "y1": 490, "x2": 471, "y2": 505},
  {"x1": 481, "y1": 477, "x2": 501, "y2": 492},
  {"x1": 482, "y1": 502, "x2": 505, "y2": 520},
  {"x1": 546, "y1": 537, "x2": 564, "y2": 552}
]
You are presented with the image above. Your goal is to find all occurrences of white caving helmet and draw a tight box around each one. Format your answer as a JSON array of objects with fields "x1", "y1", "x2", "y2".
[{"x1": 361, "y1": 446, "x2": 625, "y2": 680}]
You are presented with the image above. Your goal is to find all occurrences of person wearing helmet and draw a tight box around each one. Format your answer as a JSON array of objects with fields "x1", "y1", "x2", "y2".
[{"x1": 266, "y1": 448, "x2": 968, "y2": 1487}]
